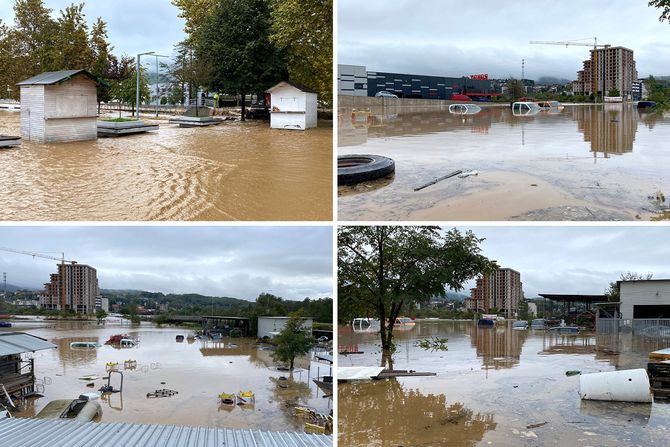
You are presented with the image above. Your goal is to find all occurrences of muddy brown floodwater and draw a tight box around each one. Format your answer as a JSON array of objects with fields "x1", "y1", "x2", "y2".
[
  {"x1": 2, "y1": 321, "x2": 331, "y2": 433},
  {"x1": 0, "y1": 111, "x2": 332, "y2": 221},
  {"x1": 338, "y1": 105, "x2": 670, "y2": 221},
  {"x1": 338, "y1": 320, "x2": 670, "y2": 447}
]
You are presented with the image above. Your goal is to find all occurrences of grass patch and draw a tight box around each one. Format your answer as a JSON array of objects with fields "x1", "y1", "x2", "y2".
[{"x1": 102, "y1": 117, "x2": 138, "y2": 122}]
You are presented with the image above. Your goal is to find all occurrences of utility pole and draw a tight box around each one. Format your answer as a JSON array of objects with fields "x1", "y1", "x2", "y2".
[
  {"x1": 2, "y1": 272, "x2": 6, "y2": 301},
  {"x1": 136, "y1": 51, "x2": 155, "y2": 118},
  {"x1": 521, "y1": 59, "x2": 525, "y2": 94}
]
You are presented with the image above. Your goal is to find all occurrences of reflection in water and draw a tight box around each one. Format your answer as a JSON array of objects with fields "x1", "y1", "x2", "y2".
[
  {"x1": 0, "y1": 112, "x2": 332, "y2": 221},
  {"x1": 570, "y1": 104, "x2": 637, "y2": 157},
  {"x1": 339, "y1": 320, "x2": 670, "y2": 446},
  {"x1": 465, "y1": 324, "x2": 527, "y2": 370},
  {"x1": 7, "y1": 322, "x2": 329, "y2": 432},
  {"x1": 338, "y1": 105, "x2": 670, "y2": 221},
  {"x1": 339, "y1": 379, "x2": 495, "y2": 447}
]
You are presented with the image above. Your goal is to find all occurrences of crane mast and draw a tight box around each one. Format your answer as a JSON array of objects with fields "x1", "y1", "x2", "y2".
[
  {"x1": 0, "y1": 247, "x2": 77, "y2": 310},
  {"x1": 529, "y1": 37, "x2": 612, "y2": 101}
]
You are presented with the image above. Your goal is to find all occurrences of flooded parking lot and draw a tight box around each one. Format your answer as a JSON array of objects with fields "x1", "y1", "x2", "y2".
[
  {"x1": 3, "y1": 320, "x2": 331, "y2": 432},
  {"x1": 0, "y1": 111, "x2": 332, "y2": 221},
  {"x1": 338, "y1": 104, "x2": 670, "y2": 221},
  {"x1": 338, "y1": 320, "x2": 670, "y2": 446}
]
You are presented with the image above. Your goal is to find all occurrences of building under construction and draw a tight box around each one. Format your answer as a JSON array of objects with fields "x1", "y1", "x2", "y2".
[
  {"x1": 40, "y1": 263, "x2": 99, "y2": 314},
  {"x1": 572, "y1": 46, "x2": 638, "y2": 98},
  {"x1": 465, "y1": 268, "x2": 523, "y2": 318}
]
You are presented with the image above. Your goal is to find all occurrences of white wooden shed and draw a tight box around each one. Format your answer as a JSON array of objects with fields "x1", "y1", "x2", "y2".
[
  {"x1": 266, "y1": 81, "x2": 318, "y2": 131},
  {"x1": 257, "y1": 316, "x2": 313, "y2": 338},
  {"x1": 17, "y1": 70, "x2": 100, "y2": 143}
]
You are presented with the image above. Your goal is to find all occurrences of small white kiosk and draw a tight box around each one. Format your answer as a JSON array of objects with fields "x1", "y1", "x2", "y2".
[
  {"x1": 17, "y1": 69, "x2": 99, "y2": 143},
  {"x1": 266, "y1": 81, "x2": 318, "y2": 131}
]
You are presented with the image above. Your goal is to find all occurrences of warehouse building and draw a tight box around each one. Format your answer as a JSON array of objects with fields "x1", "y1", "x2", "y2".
[
  {"x1": 338, "y1": 64, "x2": 497, "y2": 100},
  {"x1": 619, "y1": 279, "x2": 670, "y2": 320}
]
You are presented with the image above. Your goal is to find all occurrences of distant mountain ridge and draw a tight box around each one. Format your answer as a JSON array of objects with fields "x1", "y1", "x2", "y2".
[{"x1": 1, "y1": 283, "x2": 38, "y2": 292}]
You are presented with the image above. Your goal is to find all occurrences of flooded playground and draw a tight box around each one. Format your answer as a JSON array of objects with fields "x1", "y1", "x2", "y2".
[
  {"x1": 338, "y1": 320, "x2": 670, "y2": 446},
  {"x1": 338, "y1": 104, "x2": 670, "y2": 221},
  {"x1": 2, "y1": 320, "x2": 332, "y2": 432},
  {"x1": 0, "y1": 111, "x2": 332, "y2": 221}
]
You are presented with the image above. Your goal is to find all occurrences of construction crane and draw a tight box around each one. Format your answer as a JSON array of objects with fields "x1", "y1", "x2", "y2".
[
  {"x1": 529, "y1": 37, "x2": 611, "y2": 101},
  {"x1": 0, "y1": 247, "x2": 77, "y2": 310}
]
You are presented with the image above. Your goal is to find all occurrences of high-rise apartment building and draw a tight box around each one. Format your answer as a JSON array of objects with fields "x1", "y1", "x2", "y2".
[
  {"x1": 40, "y1": 263, "x2": 99, "y2": 314},
  {"x1": 465, "y1": 268, "x2": 523, "y2": 318},
  {"x1": 572, "y1": 46, "x2": 637, "y2": 98}
]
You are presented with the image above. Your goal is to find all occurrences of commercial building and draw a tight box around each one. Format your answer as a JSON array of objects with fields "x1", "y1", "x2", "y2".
[
  {"x1": 465, "y1": 268, "x2": 523, "y2": 318},
  {"x1": 619, "y1": 279, "x2": 670, "y2": 320},
  {"x1": 572, "y1": 47, "x2": 638, "y2": 98},
  {"x1": 338, "y1": 64, "x2": 496, "y2": 100},
  {"x1": 40, "y1": 263, "x2": 99, "y2": 314}
]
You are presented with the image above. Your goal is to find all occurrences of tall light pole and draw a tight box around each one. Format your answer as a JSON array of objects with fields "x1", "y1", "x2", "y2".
[
  {"x1": 136, "y1": 51, "x2": 155, "y2": 118},
  {"x1": 153, "y1": 54, "x2": 169, "y2": 117}
]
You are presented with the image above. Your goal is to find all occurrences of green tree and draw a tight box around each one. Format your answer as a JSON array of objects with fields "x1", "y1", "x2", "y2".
[
  {"x1": 650, "y1": 0, "x2": 670, "y2": 22},
  {"x1": 96, "y1": 309, "x2": 107, "y2": 323},
  {"x1": 506, "y1": 78, "x2": 524, "y2": 100},
  {"x1": 110, "y1": 68, "x2": 150, "y2": 117},
  {"x1": 171, "y1": 0, "x2": 217, "y2": 42},
  {"x1": 12, "y1": 0, "x2": 57, "y2": 76},
  {"x1": 271, "y1": 314, "x2": 315, "y2": 370},
  {"x1": 53, "y1": 3, "x2": 93, "y2": 70},
  {"x1": 89, "y1": 17, "x2": 113, "y2": 109},
  {"x1": 198, "y1": 0, "x2": 287, "y2": 120},
  {"x1": 170, "y1": 41, "x2": 211, "y2": 111},
  {"x1": 270, "y1": 0, "x2": 332, "y2": 104},
  {"x1": 608, "y1": 88, "x2": 620, "y2": 97},
  {"x1": 606, "y1": 271, "x2": 654, "y2": 302},
  {"x1": 338, "y1": 226, "x2": 496, "y2": 358}
]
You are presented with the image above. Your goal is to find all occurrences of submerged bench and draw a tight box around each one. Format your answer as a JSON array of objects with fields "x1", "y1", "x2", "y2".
[{"x1": 0, "y1": 135, "x2": 21, "y2": 147}]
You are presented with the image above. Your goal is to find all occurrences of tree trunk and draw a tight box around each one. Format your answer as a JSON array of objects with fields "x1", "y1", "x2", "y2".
[
  {"x1": 241, "y1": 93, "x2": 246, "y2": 121},
  {"x1": 289, "y1": 356, "x2": 294, "y2": 370}
]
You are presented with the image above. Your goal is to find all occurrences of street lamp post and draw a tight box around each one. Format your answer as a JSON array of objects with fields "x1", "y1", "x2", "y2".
[{"x1": 136, "y1": 51, "x2": 155, "y2": 118}]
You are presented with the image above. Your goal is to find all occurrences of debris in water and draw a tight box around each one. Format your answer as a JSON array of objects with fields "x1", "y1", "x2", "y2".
[
  {"x1": 146, "y1": 389, "x2": 178, "y2": 398},
  {"x1": 458, "y1": 170, "x2": 479, "y2": 178},
  {"x1": 415, "y1": 337, "x2": 449, "y2": 351},
  {"x1": 566, "y1": 370, "x2": 581, "y2": 376},
  {"x1": 414, "y1": 170, "x2": 463, "y2": 191},
  {"x1": 526, "y1": 422, "x2": 548, "y2": 429}
]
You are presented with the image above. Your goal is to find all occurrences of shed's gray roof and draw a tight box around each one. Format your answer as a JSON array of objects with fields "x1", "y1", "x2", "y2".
[
  {"x1": 16, "y1": 70, "x2": 99, "y2": 86},
  {"x1": 0, "y1": 418, "x2": 332, "y2": 447},
  {"x1": 0, "y1": 332, "x2": 57, "y2": 356}
]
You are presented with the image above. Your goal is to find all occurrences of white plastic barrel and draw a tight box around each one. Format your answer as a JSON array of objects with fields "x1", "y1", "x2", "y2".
[{"x1": 579, "y1": 368, "x2": 652, "y2": 403}]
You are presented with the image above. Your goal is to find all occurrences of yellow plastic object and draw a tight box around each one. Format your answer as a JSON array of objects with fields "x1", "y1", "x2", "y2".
[{"x1": 219, "y1": 393, "x2": 236, "y2": 404}]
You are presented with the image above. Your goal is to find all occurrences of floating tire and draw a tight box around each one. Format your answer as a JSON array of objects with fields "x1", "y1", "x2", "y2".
[{"x1": 338, "y1": 154, "x2": 395, "y2": 185}]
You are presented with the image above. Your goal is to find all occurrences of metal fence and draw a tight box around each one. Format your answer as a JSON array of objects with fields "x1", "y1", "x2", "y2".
[{"x1": 596, "y1": 318, "x2": 670, "y2": 338}]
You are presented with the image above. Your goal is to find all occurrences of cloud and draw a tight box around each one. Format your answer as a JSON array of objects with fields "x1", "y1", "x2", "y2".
[
  {"x1": 339, "y1": 0, "x2": 670, "y2": 79},
  {"x1": 0, "y1": 226, "x2": 333, "y2": 301}
]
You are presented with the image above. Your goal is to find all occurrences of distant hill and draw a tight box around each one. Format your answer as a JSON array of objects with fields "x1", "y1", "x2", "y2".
[
  {"x1": 1, "y1": 283, "x2": 37, "y2": 292},
  {"x1": 100, "y1": 289, "x2": 252, "y2": 309},
  {"x1": 537, "y1": 76, "x2": 571, "y2": 85},
  {"x1": 446, "y1": 291, "x2": 469, "y2": 302}
]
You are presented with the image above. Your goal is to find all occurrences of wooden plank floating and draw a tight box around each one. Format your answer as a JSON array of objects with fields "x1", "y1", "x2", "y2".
[
  {"x1": 414, "y1": 170, "x2": 463, "y2": 191},
  {"x1": 375, "y1": 369, "x2": 437, "y2": 379}
]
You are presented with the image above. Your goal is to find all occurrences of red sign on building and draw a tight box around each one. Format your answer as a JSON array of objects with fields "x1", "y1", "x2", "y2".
[{"x1": 469, "y1": 74, "x2": 489, "y2": 80}]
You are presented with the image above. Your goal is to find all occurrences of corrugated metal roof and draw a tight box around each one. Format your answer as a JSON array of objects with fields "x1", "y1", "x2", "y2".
[
  {"x1": 0, "y1": 332, "x2": 57, "y2": 356},
  {"x1": 0, "y1": 418, "x2": 332, "y2": 447},
  {"x1": 16, "y1": 70, "x2": 97, "y2": 86}
]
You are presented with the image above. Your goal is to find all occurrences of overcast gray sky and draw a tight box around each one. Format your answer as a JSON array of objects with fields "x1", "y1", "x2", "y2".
[
  {"x1": 0, "y1": 0, "x2": 185, "y2": 60},
  {"x1": 339, "y1": 0, "x2": 670, "y2": 80},
  {"x1": 0, "y1": 226, "x2": 332, "y2": 301},
  {"x1": 453, "y1": 226, "x2": 670, "y2": 298}
]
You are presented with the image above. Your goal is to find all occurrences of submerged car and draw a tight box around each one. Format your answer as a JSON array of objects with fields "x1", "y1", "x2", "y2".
[
  {"x1": 512, "y1": 320, "x2": 529, "y2": 330},
  {"x1": 375, "y1": 91, "x2": 398, "y2": 98}
]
